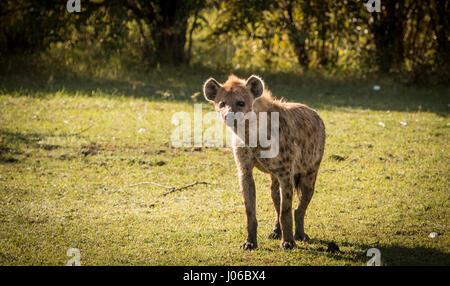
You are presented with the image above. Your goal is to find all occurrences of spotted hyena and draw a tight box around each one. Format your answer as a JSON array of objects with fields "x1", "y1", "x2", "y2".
[{"x1": 203, "y1": 75, "x2": 325, "y2": 249}]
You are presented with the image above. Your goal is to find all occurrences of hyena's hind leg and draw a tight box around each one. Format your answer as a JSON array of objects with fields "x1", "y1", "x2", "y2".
[
  {"x1": 267, "y1": 175, "x2": 281, "y2": 239},
  {"x1": 294, "y1": 171, "x2": 317, "y2": 242}
]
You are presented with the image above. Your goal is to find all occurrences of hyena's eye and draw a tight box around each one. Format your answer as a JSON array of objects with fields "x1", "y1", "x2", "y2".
[
  {"x1": 237, "y1": 101, "x2": 245, "y2": 107},
  {"x1": 219, "y1": 102, "x2": 226, "y2": 108}
]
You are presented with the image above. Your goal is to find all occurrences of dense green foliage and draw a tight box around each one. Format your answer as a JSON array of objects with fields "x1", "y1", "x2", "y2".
[{"x1": 0, "y1": 1, "x2": 448, "y2": 81}]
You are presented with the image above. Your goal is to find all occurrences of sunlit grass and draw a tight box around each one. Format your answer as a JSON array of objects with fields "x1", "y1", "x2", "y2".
[{"x1": 0, "y1": 71, "x2": 448, "y2": 265}]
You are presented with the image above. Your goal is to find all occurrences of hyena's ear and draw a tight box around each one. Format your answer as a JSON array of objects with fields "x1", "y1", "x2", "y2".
[
  {"x1": 246, "y1": 75, "x2": 265, "y2": 99},
  {"x1": 203, "y1": 78, "x2": 221, "y2": 102}
]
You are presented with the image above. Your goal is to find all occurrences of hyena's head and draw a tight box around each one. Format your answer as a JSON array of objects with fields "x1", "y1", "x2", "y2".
[{"x1": 203, "y1": 75, "x2": 264, "y2": 126}]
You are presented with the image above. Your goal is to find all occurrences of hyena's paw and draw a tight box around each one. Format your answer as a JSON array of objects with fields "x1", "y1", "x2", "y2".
[
  {"x1": 267, "y1": 229, "x2": 282, "y2": 240},
  {"x1": 294, "y1": 232, "x2": 310, "y2": 242},
  {"x1": 241, "y1": 240, "x2": 257, "y2": 250},
  {"x1": 280, "y1": 240, "x2": 297, "y2": 249}
]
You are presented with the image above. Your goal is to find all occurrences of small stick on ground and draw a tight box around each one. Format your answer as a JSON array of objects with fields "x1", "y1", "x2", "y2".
[
  {"x1": 129, "y1": 181, "x2": 210, "y2": 196},
  {"x1": 69, "y1": 125, "x2": 94, "y2": 136},
  {"x1": 161, "y1": 181, "x2": 209, "y2": 196}
]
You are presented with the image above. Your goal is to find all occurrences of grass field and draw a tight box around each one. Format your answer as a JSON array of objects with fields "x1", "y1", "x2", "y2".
[{"x1": 0, "y1": 68, "x2": 449, "y2": 265}]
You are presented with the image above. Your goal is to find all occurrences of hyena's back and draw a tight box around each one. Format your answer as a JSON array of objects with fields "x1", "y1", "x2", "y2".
[{"x1": 257, "y1": 98, "x2": 326, "y2": 175}]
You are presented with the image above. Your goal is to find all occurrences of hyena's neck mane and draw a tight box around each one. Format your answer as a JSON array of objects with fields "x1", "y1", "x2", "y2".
[{"x1": 252, "y1": 90, "x2": 286, "y2": 113}]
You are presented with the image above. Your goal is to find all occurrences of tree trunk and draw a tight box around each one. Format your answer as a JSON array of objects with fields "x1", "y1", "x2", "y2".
[
  {"x1": 148, "y1": 0, "x2": 189, "y2": 66},
  {"x1": 283, "y1": 0, "x2": 309, "y2": 69},
  {"x1": 291, "y1": 34, "x2": 309, "y2": 68},
  {"x1": 371, "y1": 0, "x2": 405, "y2": 73},
  {"x1": 432, "y1": 0, "x2": 448, "y2": 66}
]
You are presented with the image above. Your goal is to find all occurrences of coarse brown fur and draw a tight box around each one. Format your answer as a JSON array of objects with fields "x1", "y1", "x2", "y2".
[{"x1": 203, "y1": 75, "x2": 325, "y2": 249}]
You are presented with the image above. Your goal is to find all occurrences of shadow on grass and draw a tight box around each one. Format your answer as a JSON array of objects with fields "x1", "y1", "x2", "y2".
[
  {"x1": 0, "y1": 130, "x2": 41, "y2": 163},
  {"x1": 309, "y1": 238, "x2": 450, "y2": 266},
  {"x1": 0, "y1": 66, "x2": 448, "y2": 115},
  {"x1": 0, "y1": 129, "x2": 89, "y2": 163}
]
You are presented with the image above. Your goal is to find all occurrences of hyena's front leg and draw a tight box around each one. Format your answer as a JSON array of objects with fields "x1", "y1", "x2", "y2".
[
  {"x1": 239, "y1": 169, "x2": 258, "y2": 250},
  {"x1": 279, "y1": 176, "x2": 296, "y2": 249}
]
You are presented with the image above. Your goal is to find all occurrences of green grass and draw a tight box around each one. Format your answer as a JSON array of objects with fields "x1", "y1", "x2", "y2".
[{"x1": 0, "y1": 69, "x2": 449, "y2": 265}]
